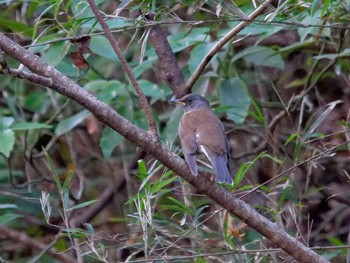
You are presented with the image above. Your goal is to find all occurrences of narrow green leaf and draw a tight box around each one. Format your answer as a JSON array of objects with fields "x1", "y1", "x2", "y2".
[
  {"x1": 11, "y1": 122, "x2": 52, "y2": 131},
  {"x1": 321, "y1": 0, "x2": 330, "y2": 16},
  {"x1": 234, "y1": 152, "x2": 267, "y2": 187},
  {"x1": 188, "y1": 42, "x2": 215, "y2": 74},
  {"x1": 63, "y1": 189, "x2": 70, "y2": 211},
  {"x1": 90, "y1": 36, "x2": 118, "y2": 61},
  {"x1": 66, "y1": 200, "x2": 98, "y2": 212},
  {"x1": 84, "y1": 223, "x2": 95, "y2": 235},
  {"x1": 167, "y1": 197, "x2": 195, "y2": 215},
  {"x1": 0, "y1": 204, "x2": 18, "y2": 209},
  {"x1": 0, "y1": 129, "x2": 15, "y2": 158},
  {"x1": 0, "y1": 16, "x2": 33, "y2": 36},
  {"x1": 293, "y1": 141, "x2": 303, "y2": 161},
  {"x1": 150, "y1": 175, "x2": 177, "y2": 195},
  {"x1": 311, "y1": 0, "x2": 320, "y2": 17},
  {"x1": 314, "y1": 48, "x2": 350, "y2": 60},
  {"x1": 249, "y1": 98, "x2": 265, "y2": 125},
  {"x1": 284, "y1": 133, "x2": 298, "y2": 146},
  {"x1": 338, "y1": 121, "x2": 350, "y2": 128},
  {"x1": 62, "y1": 170, "x2": 74, "y2": 191},
  {"x1": 137, "y1": 160, "x2": 148, "y2": 181},
  {"x1": 0, "y1": 117, "x2": 14, "y2": 129},
  {"x1": 0, "y1": 213, "x2": 23, "y2": 224},
  {"x1": 44, "y1": 151, "x2": 62, "y2": 193},
  {"x1": 302, "y1": 100, "x2": 342, "y2": 141},
  {"x1": 61, "y1": 227, "x2": 88, "y2": 238},
  {"x1": 41, "y1": 41, "x2": 67, "y2": 67},
  {"x1": 55, "y1": 110, "x2": 90, "y2": 136},
  {"x1": 100, "y1": 127, "x2": 123, "y2": 159},
  {"x1": 232, "y1": 46, "x2": 284, "y2": 69}
]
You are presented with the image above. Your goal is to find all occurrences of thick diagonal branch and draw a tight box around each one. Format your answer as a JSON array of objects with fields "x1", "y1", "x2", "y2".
[{"x1": 0, "y1": 32, "x2": 328, "y2": 263}]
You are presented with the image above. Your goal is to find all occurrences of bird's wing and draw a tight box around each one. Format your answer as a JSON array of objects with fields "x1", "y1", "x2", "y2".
[{"x1": 195, "y1": 113, "x2": 227, "y2": 155}]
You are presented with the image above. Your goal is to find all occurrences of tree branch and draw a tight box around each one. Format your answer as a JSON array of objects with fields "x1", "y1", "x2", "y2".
[
  {"x1": 186, "y1": 0, "x2": 274, "y2": 89},
  {"x1": 147, "y1": 14, "x2": 189, "y2": 97},
  {"x1": 87, "y1": 0, "x2": 159, "y2": 140},
  {"x1": 0, "y1": 32, "x2": 328, "y2": 263},
  {"x1": 0, "y1": 226, "x2": 75, "y2": 263}
]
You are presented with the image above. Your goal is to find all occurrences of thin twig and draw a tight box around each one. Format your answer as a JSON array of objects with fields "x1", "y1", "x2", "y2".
[
  {"x1": 21, "y1": 19, "x2": 350, "y2": 49},
  {"x1": 87, "y1": 0, "x2": 159, "y2": 140},
  {"x1": 186, "y1": 0, "x2": 274, "y2": 89}
]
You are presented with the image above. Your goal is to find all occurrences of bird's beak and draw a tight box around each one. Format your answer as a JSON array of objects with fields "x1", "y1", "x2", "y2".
[{"x1": 169, "y1": 98, "x2": 185, "y2": 105}]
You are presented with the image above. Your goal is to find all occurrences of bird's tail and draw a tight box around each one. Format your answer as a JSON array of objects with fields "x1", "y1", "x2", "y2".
[{"x1": 212, "y1": 155, "x2": 233, "y2": 185}]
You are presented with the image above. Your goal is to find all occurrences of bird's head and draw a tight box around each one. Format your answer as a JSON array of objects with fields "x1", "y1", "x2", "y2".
[{"x1": 169, "y1": 94, "x2": 210, "y2": 113}]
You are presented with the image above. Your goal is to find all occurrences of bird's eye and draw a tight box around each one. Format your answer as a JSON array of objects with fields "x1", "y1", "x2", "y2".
[{"x1": 186, "y1": 98, "x2": 192, "y2": 104}]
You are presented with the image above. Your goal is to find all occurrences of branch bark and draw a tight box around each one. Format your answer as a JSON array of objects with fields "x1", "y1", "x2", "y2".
[
  {"x1": 0, "y1": 32, "x2": 328, "y2": 263},
  {"x1": 147, "y1": 15, "x2": 189, "y2": 97},
  {"x1": 186, "y1": 0, "x2": 274, "y2": 89}
]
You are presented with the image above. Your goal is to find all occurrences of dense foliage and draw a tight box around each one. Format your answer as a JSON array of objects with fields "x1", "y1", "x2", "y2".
[{"x1": 0, "y1": 0, "x2": 350, "y2": 262}]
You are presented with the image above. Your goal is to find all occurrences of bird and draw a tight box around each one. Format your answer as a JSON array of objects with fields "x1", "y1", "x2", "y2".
[{"x1": 170, "y1": 93, "x2": 233, "y2": 185}]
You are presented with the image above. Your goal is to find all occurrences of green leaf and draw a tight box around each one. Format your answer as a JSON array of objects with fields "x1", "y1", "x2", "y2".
[
  {"x1": 66, "y1": 199, "x2": 98, "y2": 212},
  {"x1": 284, "y1": 133, "x2": 298, "y2": 146},
  {"x1": 84, "y1": 223, "x2": 95, "y2": 235},
  {"x1": 0, "y1": 129, "x2": 15, "y2": 158},
  {"x1": 90, "y1": 36, "x2": 118, "y2": 61},
  {"x1": 24, "y1": 91, "x2": 48, "y2": 112},
  {"x1": 219, "y1": 77, "x2": 251, "y2": 124},
  {"x1": 11, "y1": 122, "x2": 52, "y2": 131},
  {"x1": 162, "y1": 107, "x2": 183, "y2": 142},
  {"x1": 314, "y1": 48, "x2": 350, "y2": 60},
  {"x1": 321, "y1": 0, "x2": 330, "y2": 16},
  {"x1": 55, "y1": 110, "x2": 90, "y2": 136},
  {"x1": 44, "y1": 151, "x2": 62, "y2": 193},
  {"x1": 0, "y1": 204, "x2": 18, "y2": 209},
  {"x1": 150, "y1": 175, "x2": 177, "y2": 195},
  {"x1": 326, "y1": 236, "x2": 343, "y2": 246},
  {"x1": 137, "y1": 160, "x2": 148, "y2": 181},
  {"x1": 84, "y1": 80, "x2": 127, "y2": 103},
  {"x1": 41, "y1": 41, "x2": 67, "y2": 67},
  {"x1": 167, "y1": 28, "x2": 210, "y2": 54},
  {"x1": 138, "y1": 81, "x2": 172, "y2": 103},
  {"x1": 0, "y1": 16, "x2": 33, "y2": 36},
  {"x1": 234, "y1": 152, "x2": 268, "y2": 187},
  {"x1": 139, "y1": 164, "x2": 162, "y2": 191},
  {"x1": 293, "y1": 141, "x2": 303, "y2": 161},
  {"x1": 99, "y1": 127, "x2": 123, "y2": 159},
  {"x1": 311, "y1": 0, "x2": 321, "y2": 17},
  {"x1": 339, "y1": 121, "x2": 350, "y2": 128},
  {"x1": 62, "y1": 170, "x2": 74, "y2": 191},
  {"x1": 248, "y1": 98, "x2": 265, "y2": 124},
  {"x1": 298, "y1": 10, "x2": 330, "y2": 41},
  {"x1": 63, "y1": 189, "x2": 70, "y2": 211},
  {"x1": 167, "y1": 197, "x2": 195, "y2": 215},
  {"x1": 232, "y1": 46, "x2": 284, "y2": 70},
  {"x1": 0, "y1": 213, "x2": 23, "y2": 224},
  {"x1": 188, "y1": 42, "x2": 215, "y2": 74},
  {"x1": 302, "y1": 100, "x2": 342, "y2": 141},
  {"x1": 0, "y1": 117, "x2": 14, "y2": 129}
]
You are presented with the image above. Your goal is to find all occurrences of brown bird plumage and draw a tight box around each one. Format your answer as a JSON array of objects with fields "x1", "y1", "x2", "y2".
[{"x1": 170, "y1": 94, "x2": 233, "y2": 184}]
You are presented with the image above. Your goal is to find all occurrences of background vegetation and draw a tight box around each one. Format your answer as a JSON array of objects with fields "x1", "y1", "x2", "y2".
[{"x1": 0, "y1": 0, "x2": 350, "y2": 262}]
